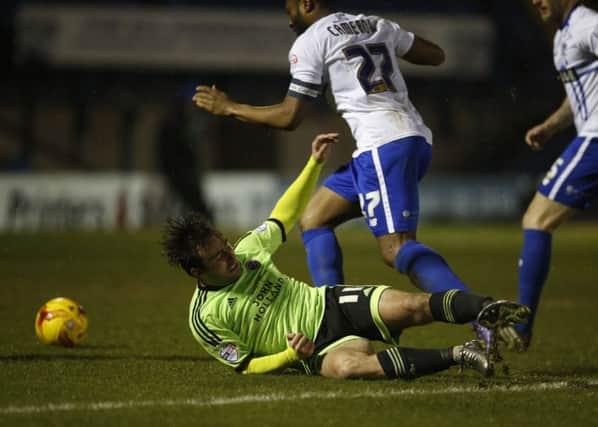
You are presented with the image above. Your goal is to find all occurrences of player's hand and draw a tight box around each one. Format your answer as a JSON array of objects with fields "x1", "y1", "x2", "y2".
[
  {"x1": 287, "y1": 332, "x2": 315, "y2": 359},
  {"x1": 311, "y1": 133, "x2": 339, "y2": 164},
  {"x1": 525, "y1": 123, "x2": 554, "y2": 151},
  {"x1": 193, "y1": 85, "x2": 232, "y2": 116}
]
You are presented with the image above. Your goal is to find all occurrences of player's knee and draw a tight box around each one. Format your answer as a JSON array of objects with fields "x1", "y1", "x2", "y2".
[
  {"x1": 381, "y1": 251, "x2": 396, "y2": 268},
  {"x1": 378, "y1": 234, "x2": 414, "y2": 269},
  {"x1": 403, "y1": 294, "x2": 431, "y2": 323},
  {"x1": 299, "y1": 209, "x2": 324, "y2": 231},
  {"x1": 329, "y1": 354, "x2": 362, "y2": 379},
  {"x1": 379, "y1": 240, "x2": 400, "y2": 268},
  {"x1": 522, "y1": 207, "x2": 541, "y2": 229},
  {"x1": 522, "y1": 208, "x2": 555, "y2": 231}
]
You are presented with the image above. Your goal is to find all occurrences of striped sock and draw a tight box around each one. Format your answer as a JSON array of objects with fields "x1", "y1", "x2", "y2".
[
  {"x1": 429, "y1": 290, "x2": 491, "y2": 324},
  {"x1": 376, "y1": 347, "x2": 454, "y2": 379}
]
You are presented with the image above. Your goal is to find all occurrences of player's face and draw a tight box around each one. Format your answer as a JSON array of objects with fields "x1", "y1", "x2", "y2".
[
  {"x1": 531, "y1": 0, "x2": 566, "y2": 23},
  {"x1": 286, "y1": 0, "x2": 310, "y2": 35},
  {"x1": 197, "y1": 234, "x2": 242, "y2": 285}
]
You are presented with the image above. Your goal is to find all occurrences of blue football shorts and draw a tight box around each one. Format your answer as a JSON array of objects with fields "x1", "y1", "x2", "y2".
[
  {"x1": 538, "y1": 135, "x2": 598, "y2": 209},
  {"x1": 323, "y1": 135, "x2": 431, "y2": 236}
]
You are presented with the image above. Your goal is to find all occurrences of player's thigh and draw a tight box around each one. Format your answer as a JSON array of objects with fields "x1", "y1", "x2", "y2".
[
  {"x1": 352, "y1": 136, "x2": 431, "y2": 237},
  {"x1": 522, "y1": 192, "x2": 576, "y2": 231},
  {"x1": 377, "y1": 288, "x2": 433, "y2": 330},
  {"x1": 319, "y1": 338, "x2": 384, "y2": 379},
  {"x1": 532, "y1": 135, "x2": 598, "y2": 230},
  {"x1": 300, "y1": 169, "x2": 362, "y2": 230},
  {"x1": 320, "y1": 285, "x2": 398, "y2": 345}
]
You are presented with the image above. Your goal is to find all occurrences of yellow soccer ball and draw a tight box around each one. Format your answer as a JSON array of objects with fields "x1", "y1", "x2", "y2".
[{"x1": 35, "y1": 297, "x2": 88, "y2": 347}]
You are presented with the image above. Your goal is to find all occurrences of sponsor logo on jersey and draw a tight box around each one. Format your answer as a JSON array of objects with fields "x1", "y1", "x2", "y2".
[
  {"x1": 255, "y1": 223, "x2": 267, "y2": 232},
  {"x1": 227, "y1": 297, "x2": 237, "y2": 308},
  {"x1": 245, "y1": 260, "x2": 261, "y2": 270},
  {"x1": 219, "y1": 343, "x2": 239, "y2": 362}
]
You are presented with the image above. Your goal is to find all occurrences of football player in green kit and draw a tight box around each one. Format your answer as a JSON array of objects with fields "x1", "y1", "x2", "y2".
[{"x1": 162, "y1": 133, "x2": 529, "y2": 379}]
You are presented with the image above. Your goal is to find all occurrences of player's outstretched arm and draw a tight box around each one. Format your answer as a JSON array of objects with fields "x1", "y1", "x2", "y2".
[
  {"x1": 402, "y1": 35, "x2": 445, "y2": 66},
  {"x1": 269, "y1": 133, "x2": 338, "y2": 234},
  {"x1": 242, "y1": 347, "x2": 300, "y2": 375},
  {"x1": 525, "y1": 98, "x2": 573, "y2": 151},
  {"x1": 242, "y1": 333, "x2": 314, "y2": 375},
  {"x1": 193, "y1": 85, "x2": 306, "y2": 130}
]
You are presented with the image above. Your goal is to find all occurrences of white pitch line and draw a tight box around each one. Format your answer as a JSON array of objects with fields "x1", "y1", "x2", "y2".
[{"x1": 2, "y1": 379, "x2": 598, "y2": 415}]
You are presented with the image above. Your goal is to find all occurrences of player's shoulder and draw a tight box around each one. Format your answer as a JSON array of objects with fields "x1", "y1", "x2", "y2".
[
  {"x1": 189, "y1": 286, "x2": 212, "y2": 315},
  {"x1": 189, "y1": 287, "x2": 210, "y2": 328},
  {"x1": 321, "y1": 11, "x2": 388, "y2": 33},
  {"x1": 189, "y1": 286, "x2": 228, "y2": 329},
  {"x1": 233, "y1": 228, "x2": 262, "y2": 254},
  {"x1": 370, "y1": 13, "x2": 403, "y2": 32},
  {"x1": 578, "y1": 4, "x2": 598, "y2": 18},
  {"x1": 571, "y1": 4, "x2": 598, "y2": 29},
  {"x1": 188, "y1": 289, "x2": 227, "y2": 347},
  {"x1": 234, "y1": 220, "x2": 282, "y2": 254}
]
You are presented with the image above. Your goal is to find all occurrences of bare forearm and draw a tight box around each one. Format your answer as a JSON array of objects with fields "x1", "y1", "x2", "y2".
[
  {"x1": 543, "y1": 98, "x2": 574, "y2": 133},
  {"x1": 194, "y1": 85, "x2": 304, "y2": 130},
  {"x1": 228, "y1": 102, "x2": 299, "y2": 130}
]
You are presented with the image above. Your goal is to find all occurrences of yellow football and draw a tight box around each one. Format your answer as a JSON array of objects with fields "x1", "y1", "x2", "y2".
[{"x1": 35, "y1": 297, "x2": 88, "y2": 347}]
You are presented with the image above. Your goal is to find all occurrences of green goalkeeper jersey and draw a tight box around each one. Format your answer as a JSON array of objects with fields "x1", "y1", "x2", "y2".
[{"x1": 188, "y1": 220, "x2": 327, "y2": 371}]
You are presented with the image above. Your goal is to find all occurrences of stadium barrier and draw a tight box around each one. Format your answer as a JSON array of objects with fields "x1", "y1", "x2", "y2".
[
  {"x1": 17, "y1": 5, "x2": 493, "y2": 78},
  {"x1": 0, "y1": 173, "x2": 533, "y2": 230}
]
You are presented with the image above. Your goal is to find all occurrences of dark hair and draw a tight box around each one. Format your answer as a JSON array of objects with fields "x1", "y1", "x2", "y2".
[
  {"x1": 161, "y1": 212, "x2": 216, "y2": 276},
  {"x1": 294, "y1": 0, "x2": 336, "y2": 9}
]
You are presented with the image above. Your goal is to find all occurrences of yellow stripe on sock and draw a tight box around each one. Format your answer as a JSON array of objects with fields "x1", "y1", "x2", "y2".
[{"x1": 443, "y1": 290, "x2": 459, "y2": 323}]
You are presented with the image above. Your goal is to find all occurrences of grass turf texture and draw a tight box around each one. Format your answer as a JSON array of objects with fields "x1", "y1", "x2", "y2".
[{"x1": 1, "y1": 224, "x2": 597, "y2": 426}]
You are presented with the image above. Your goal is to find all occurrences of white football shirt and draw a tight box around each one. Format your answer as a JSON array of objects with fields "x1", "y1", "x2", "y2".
[
  {"x1": 554, "y1": 4, "x2": 598, "y2": 136},
  {"x1": 288, "y1": 12, "x2": 432, "y2": 156}
]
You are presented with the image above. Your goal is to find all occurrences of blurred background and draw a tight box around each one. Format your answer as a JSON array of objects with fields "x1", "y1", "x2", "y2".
[{"x1": 0, "y1": 0, "x2": 588, "y2": 230}]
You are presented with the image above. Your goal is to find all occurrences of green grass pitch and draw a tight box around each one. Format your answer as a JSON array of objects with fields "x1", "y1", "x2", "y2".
[{"x1": 1, "y1": 223, "x2": 597, "y2": 426}]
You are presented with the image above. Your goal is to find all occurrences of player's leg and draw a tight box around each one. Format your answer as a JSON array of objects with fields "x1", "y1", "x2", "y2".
[
  {"x1": 379, "y1": 233, "x2": 470, "y2": 293},
  {"x1": 354, "y1": 137, "x2": 471, "y2": 293},
  {"x1": 300, "y1": 165, "x2": 362, "y2": 286},
  {"x1": 319, "y1": 336, "x2": 491, "y2": 380},
  {"x1": 379, "y1": 232, "x2": 498, "y2": 343},
  {"x1": 328, "y1": 286, "x2": 499, "y2": 339},
  {"x1": 375, "y1": 287, "x2": 529, "y2": 334},
  {"x1": 377, "y1": 288, "x2": 493, "y2": 329},
  {"x1": 318, "y1": 338, "x2": 384, "y2": 379},
  {"x1": 316, "y1": 286, "x2": 528, "y2": 379},
  {"x1": 508, "y1": 136, "x2": 598, "y2": 349},
  {"x1": 516, "y1": 193, "x2": 574, "y2": 340},
  {"x1": 357, "y1": 137, "x2": 497, "y2": 343}
]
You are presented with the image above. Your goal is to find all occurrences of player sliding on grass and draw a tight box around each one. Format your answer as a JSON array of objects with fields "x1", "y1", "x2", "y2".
[
  {"x1": 162, "y1": 133, "x2": 530, "y2": 379},
  {"x1": 193, "y1": 0, "x2": 496, "y2": 349}
]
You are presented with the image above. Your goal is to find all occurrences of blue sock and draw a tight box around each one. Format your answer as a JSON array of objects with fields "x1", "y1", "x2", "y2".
[
  {"x1": 301, "y1": 227, "x2": 344, "y2": 287},
  {"x1": 517, "y1": 229, "x2": 552, "y2": 334},
  {"x1": 394, "y1": 240, "x2": 469, "y2": 293}
]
